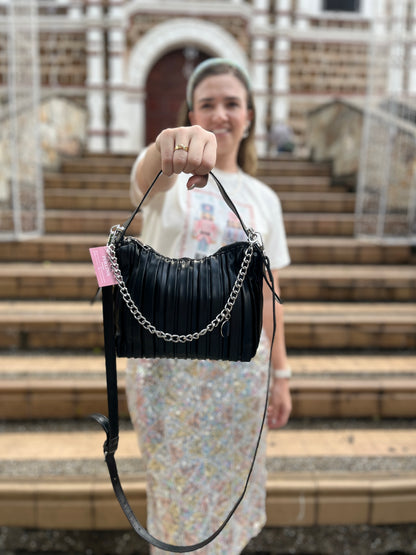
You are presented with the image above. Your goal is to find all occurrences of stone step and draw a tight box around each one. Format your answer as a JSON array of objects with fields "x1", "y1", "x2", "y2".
[
  {"x1": 280, "y1": 264, "x2": 416, "y2": 302},
  {"x1": 1, "y1": 424, "x2": 415, "y2": 529},
  {"x1": 44, "y1": 189, "x2": 356, "y2": 214},
  {"x1": 1, "y1": 263, "x2": 414, "y2": 302},
  {"x1": 288, "y1": 237, "x2": 414, "y2": 265},
  {"x1": 44, "y1": 172, "x2": 335, "y2": 194},
  {"x1": 44, "y1": 210, "x2": 142, "y2": 235},
  {"x1": 284, "y1": 213, "x2": 354, "y2": 236},
  {"x1": 0, "y1": 353, "x2": 415, "y2": 420},
  {"x1": 3, "y1": 353, "x2": 414, "y2": 379},
  {"x1": 3, "y1": 424, "x2": 415, "y2": 471},
  {"x1": 2, "y1": 351, "x2": 415, "y2": 423},
  {"x1": 43, "y1": 172, "x2": 130, "y2": 191},
  {"x1": 0, "y1": 301, "x2": 415, "y2": 351},
  {"x1": 41, "y1": 210, "x2": 355, "y2": 236},
  {"x1": 59, "y1": 155, "x2": 331, "y2": 178},
  {"x1": 0, "y1": 234, "x2": 106, "y2": 263},
  {"x1": 0, "y1": 210, "x2": 137, "y2": 237},
  {"x1": 257, "y1": 158, "x2": 332, "y2": 177},
  {"x1": 3, "y1": 210, "x2": 407, "y2": 239},
  {"x1": 279, "y1": 192, "x2": 355, "y2": 213},
  {"x1": 0, "y1": 235, "x2": 412, "y2": 265},
  {"x1": 68, "y1": 152, "x2": 136, "y2": 161},
  {"x1": 262, "y1": 174, "x2": 336, "y2": 192},
  {"x1": 60, "y1": 157, "x2": 135, "y2": 175},
  {"x1": 44, "y1": 188, "x2": 131, "y2": 210}
]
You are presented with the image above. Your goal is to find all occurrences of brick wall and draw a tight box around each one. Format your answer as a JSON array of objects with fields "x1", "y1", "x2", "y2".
[
  {"x1": 0, "y1": 2, "x2": 406, "y2": 153},
  {"x1": 39, "y1": 32, "x2": 87, "y2": 88},
  {"x1": 126, "y1": 12, "x2": 250, "y2": 57}
]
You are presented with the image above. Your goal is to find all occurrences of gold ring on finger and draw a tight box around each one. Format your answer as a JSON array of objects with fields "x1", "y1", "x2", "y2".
[{"x1": 174, "y1": 144, "x2": 189, "y2": 152}]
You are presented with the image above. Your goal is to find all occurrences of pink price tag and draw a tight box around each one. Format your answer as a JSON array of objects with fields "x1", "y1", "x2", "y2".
[{"x1": 89, "y1": 246, "x2": 118, "y2": 287}]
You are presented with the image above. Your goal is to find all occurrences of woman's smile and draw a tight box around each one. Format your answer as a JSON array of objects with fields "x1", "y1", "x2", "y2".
[
  {"x1": 211, "y1": 127, "x2": 231, "y2": 136},
  {"x1": 188, "y1": 73, "x2": 253, "y2": 172}
]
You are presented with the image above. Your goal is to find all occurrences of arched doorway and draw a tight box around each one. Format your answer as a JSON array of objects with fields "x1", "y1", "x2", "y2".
[
  {"x1": 145, "y1": 47, "x2": 209, "y2": 144},
  {"x1": 126, "y1": 17, "x2": 249, "y2": 151}
]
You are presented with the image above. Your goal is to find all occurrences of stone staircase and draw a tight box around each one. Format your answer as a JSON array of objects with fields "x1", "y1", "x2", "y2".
[{"x1": 1, "y1": 153, "x2": 416, "y2": 554}]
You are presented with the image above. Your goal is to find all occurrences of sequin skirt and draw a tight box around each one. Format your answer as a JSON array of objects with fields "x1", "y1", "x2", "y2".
[{"x1": 125, "y1": 334, "x2": 270, "y2": 555}]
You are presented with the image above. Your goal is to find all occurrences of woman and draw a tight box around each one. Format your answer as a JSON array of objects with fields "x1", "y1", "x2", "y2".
[{"x1": 126, "y1": 58, "x2": 292, "y2": 554}]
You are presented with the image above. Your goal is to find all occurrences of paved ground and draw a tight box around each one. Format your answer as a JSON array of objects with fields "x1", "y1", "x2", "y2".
[{"x1": 1, "y1": 524, "x2": 416, "y2": 554}]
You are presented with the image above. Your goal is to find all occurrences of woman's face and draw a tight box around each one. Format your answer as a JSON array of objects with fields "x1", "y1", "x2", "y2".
[{"x1": 188, "y1": 73, "x2": 253, "y2": 166}]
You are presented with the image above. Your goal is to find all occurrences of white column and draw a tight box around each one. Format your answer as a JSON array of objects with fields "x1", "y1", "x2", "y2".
[
  {"x1": 365, "y1": 0, "x2": 387, "y2": 102},
  {"x1": 387, "y1": 1, "x2": 406, "y2": 96},
  {"x1": 68, "y1": 0, "x2": 83, "y2": 19},
  {"x1": 272, "y1": 0, "x2": 291, "y2": 127},
  {"x1": 308, "y1": 0, "x2": 321, "y2": 16},
  {"x1": 371, "y1": 0, "x2": 387, "y2": 35},
  {"x1": 360, "y1": 0, "x2": 375, "y2": 19},
  {"x1": 126, "y1": 90, "x2": 146, "y2": 153},
  {"x1": 251, "y1": 0, "x2": 270, "y2": 156},
  {"x1": 408, "y1": 0, "x2": 416, "y2": 94},
  {"x1": 295, "y1": 0, "x2": 317, "y2": 30},
  {"x1": 275, "y1": 0, "x2": 291, "y2": 27},
  {"x1": 108, "y1": 2, "x2": 128, "y2": 152},
  {"x1": 86, "y1": 1, "x2": 106, "y2": 152}
]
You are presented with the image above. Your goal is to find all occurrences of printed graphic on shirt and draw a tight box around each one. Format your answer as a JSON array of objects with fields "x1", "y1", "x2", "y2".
[
  {"x1": 182, "y1": 187, "x2": 255, "y2": 258},
  {"x1": 192, "y1": 202, "x2": 219, "y2": 259},
  {"x1": 223, "y1": 212, "x2": 247, "y2": 245}
]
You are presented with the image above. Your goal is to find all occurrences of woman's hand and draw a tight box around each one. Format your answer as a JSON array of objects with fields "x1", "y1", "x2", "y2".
[
  {"x1": 155, "y1": 125, "x2": 217, "y2": 189},
  {"x1": 268, "y1": 378, "x2": 292, "y2": 429}
]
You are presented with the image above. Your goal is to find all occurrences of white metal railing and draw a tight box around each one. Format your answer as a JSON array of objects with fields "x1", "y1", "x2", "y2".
[
  {"x1": 355, "y1": 103, "x2": 416, "y2": 243},
  {"x1": 1, "y1": 0, "x2": 44, "y2": 240},
  {"x1": 355, "y1": 0, "x2": 416, "y2": 244}
]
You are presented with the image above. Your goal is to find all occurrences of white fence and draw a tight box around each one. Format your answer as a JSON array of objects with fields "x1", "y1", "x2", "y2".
[
  {"x1": 0, "y1": 0, "x2": 44, "y2": 240},
  {"x1": 355, "y1": 0, "x2": 416, "y2": 243}
]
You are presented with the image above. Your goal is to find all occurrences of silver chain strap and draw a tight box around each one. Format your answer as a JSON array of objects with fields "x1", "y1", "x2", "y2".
[{"x1": 107, "y1": 238, "x2": 255, "y2": 344}]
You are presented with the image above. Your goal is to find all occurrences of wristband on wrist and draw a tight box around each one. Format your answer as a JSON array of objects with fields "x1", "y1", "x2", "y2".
[{"x1": 273, "y1": 367, "x2": 292, "y2": 379}]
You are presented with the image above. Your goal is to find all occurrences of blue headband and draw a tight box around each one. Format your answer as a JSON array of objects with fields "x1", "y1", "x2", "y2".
[{"x1": 186, "y1": 58, "x2": 251, "y2": 109}]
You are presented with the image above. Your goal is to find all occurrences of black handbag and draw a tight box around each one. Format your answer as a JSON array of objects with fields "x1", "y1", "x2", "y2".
[{"x1": 92, "y1": 170, "x2": 281, "y2": 552}]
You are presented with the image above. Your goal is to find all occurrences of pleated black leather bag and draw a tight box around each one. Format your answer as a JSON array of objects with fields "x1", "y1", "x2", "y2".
[{"x1": 108, "y1": 170, "x2": 273, "y2": 362}]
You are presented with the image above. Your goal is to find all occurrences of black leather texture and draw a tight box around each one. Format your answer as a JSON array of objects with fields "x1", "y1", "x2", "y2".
[{"x1": 113, "y1": 238, "x2": 264, "y2": 361}]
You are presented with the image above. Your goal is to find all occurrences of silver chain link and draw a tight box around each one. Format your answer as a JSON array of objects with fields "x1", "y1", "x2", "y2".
[{"x1": 107, "y1": 238, "x2": 255, "y2": 343}]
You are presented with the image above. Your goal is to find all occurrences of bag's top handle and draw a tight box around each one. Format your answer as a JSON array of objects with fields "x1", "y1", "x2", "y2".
[{"x1": 117, "y1": 170, "x2": 250, "y2": 242}]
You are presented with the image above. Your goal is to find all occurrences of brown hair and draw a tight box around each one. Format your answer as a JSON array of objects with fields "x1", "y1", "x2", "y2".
[{"x1": 177, "y1": 60, "x2": 257, "y2": 176}]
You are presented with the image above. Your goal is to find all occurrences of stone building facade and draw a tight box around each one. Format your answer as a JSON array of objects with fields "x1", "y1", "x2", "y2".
[{"x1": 1, "y1": 0, "x2": 415, "y2": 156}]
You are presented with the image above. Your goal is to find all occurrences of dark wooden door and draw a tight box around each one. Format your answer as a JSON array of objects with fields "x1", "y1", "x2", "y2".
[{"x1": 145, "y1": 48, "x2": 209, "y2": 144}]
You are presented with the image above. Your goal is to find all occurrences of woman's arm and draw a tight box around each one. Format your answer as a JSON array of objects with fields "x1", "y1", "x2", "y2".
[
  {"x1": 262, "y1": 270, "x2": 292, "y2": 428},
  {"x1": 130, "y1": 126, "x2": 217, "y2": 205}
]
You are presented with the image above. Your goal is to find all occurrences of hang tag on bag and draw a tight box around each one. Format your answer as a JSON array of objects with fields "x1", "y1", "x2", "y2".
[{"x1": 89, "y1": 246, "x2": 118, "y2": 287}]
